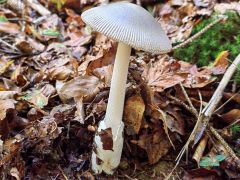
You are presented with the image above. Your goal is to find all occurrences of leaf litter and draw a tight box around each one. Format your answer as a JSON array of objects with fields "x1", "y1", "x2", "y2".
[{"x1": 0, "y1": 0, "x2": 239, "y2": 179}]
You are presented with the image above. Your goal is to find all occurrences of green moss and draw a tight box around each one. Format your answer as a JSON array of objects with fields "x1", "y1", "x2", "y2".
[{"x1": 173, "y1": 11, "x2": 240, "y2": 82}]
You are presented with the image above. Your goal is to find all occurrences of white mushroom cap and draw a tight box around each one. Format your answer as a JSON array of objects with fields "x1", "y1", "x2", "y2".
[{"x1": 81, "y1": 2, "x2": 172, "y2": 54}]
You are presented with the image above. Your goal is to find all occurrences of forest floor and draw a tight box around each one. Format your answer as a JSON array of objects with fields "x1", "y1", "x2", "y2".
[{"x1": 0, "y1": 0, "x2": 240, "y2": 179}]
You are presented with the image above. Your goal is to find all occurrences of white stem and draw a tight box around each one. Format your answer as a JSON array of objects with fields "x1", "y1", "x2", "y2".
[
  {"x1": 91, "y1": 42, "x2": 131, "y2": 174},
  {"x1": 105, "y1": 42, "x2": 131, "y2": 127}
]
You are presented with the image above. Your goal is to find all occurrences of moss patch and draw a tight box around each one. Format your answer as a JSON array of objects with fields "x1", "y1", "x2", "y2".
[{"x1": 173, "y1": 11, "x2": 240, "y2": 82}]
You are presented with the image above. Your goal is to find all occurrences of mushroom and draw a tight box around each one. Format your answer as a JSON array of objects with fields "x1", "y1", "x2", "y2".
[{"x1": 81, "y1": 2, "x2": 172, "y2": 174}]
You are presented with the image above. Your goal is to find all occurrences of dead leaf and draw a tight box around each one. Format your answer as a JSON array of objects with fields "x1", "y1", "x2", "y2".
[
  {"x1": 48, "y1": 66, "x2": 73, "y2": 80},
  {"x1": 0, "y1": 99, "x2": 15, "y2": 120},
  {"x1": 0, "y1": 138, "x2": 22, "y2": 166},
  {"x1": 221, "y1": 109, "x2": 240, "y2": 124},
  {"x1": 20, "y1": 90, "x2": 48, "y2": 108},
  {"x1": 15, "y1": 40, "x2": 33, "y2": 54},
  {"x1": 136, "y1": 127, "x2": 172, "y2": 164},
  {"x1": 10, "y1": 167, "x2": 21, "y2": 180},
  {"x1": 60, "y1": 75, "x2": 104, "y2": 101},
  {"x1": 166, "y1": 106, "x2": 185, "y2": 135},
  {"x1": 0, "y1": 22, "x2": 20, "y2": 34},
  {"x1": 183, "y1": 168, "x2": 221, "y2": 179},
  {"x1": 65, "y1": 8, "x2": 85, "y2": 27},
  {"x1": 193, "y1": 135, "x2": 209, "y2": 165},
  {"x1": 0, "y1": 60, "x2": 14, "y2": 75},
  {"x1": 214, "y1": 2, "x2": 240, "y2": 15},
  {"x1": 0, "y1": 91, "x2": 18, "y2": 100},
  {"x1": 93, "y1": 65, "x2": 113, "y2": 87},
  {"x1": 142, "y1": 57, "x2": 186, "y2": 92},
  {"x1": 124, "y1": 95, "x2": 145, "y2": 135},
  {"x1": 211, "y1": 51, "x2": 229, "y2": 75},
  {"x1": 74, "y1": 97, "x2": 85, "y2": 123}
]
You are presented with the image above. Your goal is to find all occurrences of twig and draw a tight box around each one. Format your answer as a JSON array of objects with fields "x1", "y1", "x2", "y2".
[
  {"x1": 167, "y1": 54, "x2": 240, "y2": 179},
  {"x1": 172, "y1": 15, "x2": 227, "y2": 50},
  {"x1": 202, "y1": 54, "x2": 240, "y2": 117},
  {"x1": 209, "y1": 126, "x2": 240, "y2": 167},
  {"x1": 0, "y1": 38, "x2": 20, "y2": 52},
  {"x1": 180, "y1": 82, "x2": 198, "y2": 116},
  {"x1": 168, "y1": 94, "x2": 196, "y2": 116},
  {"x1": 214, "y1": 91, "x2": 240, "y2": 113}
]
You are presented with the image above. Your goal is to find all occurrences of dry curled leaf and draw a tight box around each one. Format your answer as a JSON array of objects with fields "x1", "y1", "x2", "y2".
[
  {"x1": 211, "y1": 51, "x2": 229, "y2": 75},
  {"x1": 0, "y1": 22, "x2": 20, "y2": 34},
  {"x1": 124, "y1": 95, "x2": 145, "y2": 135},
  {"x1": 136, "y1": 127, "x2": 172, "y2": 164},
  {"x1": 48, "y1": 66, "x2": 73, "y2": 80},
  {"x1": 221, "y1": 109, "x2": 240, "y2": 124},
  {"x1": 60, "y1": 75, "x2": 104, "y2": 101}
]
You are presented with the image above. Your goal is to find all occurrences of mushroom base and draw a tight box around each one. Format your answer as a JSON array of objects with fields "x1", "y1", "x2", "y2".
[
  {"x1": 91, "y1": 42, "x2": 131, "y2": 174},
  {"x1": 91, "y1": 119, "x2": 124, "y2": 174}
]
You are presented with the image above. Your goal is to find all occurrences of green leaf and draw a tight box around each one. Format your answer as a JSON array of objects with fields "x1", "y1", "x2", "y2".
[
  {"x1": 199, "y1": 155, "x2": 225, "y2": 167},
  {"x1": 0, "y1": 15, "x2": 8, "y2": 23},
  {"x1": 42, "y1": 29, "x2": 61, "y2": 37},
  {"x1": 199, "y1": 157, "x2": 213, "y2": 167},
  {"x1": 231, "y1": 124, "x2": 240, "y2": 135},
  {"x1": 50, "y1": 0, "x2": 66, "y2": 11},
  {"x1": 20, "y1": 91, "x2": 48, "y2": 108},
  {"x1": 215, "y1": 154, "x2": 226, "y2": 162},
  {"x1": 0, "y1": 0, "x2": 6, "y2": 4},
  {"x1": 211, "y1": 161, "x2": 220, "y2": 167}
]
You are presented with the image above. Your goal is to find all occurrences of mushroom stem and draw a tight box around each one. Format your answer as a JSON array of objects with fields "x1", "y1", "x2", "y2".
[
  {"x1": 105, "y1": 42, "x2": 131, "y2": 127},
  {"x1": 91, "y1": 42, "x2": 131, "y2": 174}
]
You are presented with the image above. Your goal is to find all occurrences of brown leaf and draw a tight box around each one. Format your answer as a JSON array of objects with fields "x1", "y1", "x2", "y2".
[
  {"x1": 136, "y1": 127, "x2": 172, "y2": 164},
  {"x1": 124, "y1": 95, "x2": 145, "y2": 135},
  {"x1": 40, "y1": 84, "x2": 56, "y2": 97},
  {"x1": 79, "y1": 45, "x2": 116, "y2": 76},
  {"x1": 11, "y1": 65, "x2": 27, "y2": 87},
  {"x1": 221, "y1": 109, "x2": 240, "y2": 124},
  {"x1": 0, "y1": 99, "x2": 15, "y2": 120},
  {"x1": 211, "y1": 51, "x2": 229, "y2": 75},
  {"x1": 19, "y1": 90, "x2": 48, "y2": 108},
  {"x1": 15, "y1": 40, "x2": 33, "y2": 54},
  {"x1": 0, "y1": 91, "x2": 18, "y2": 100},
  {"x1": 74, "y1": 97, "x2": 85, "y2": 123},
  {"x1": 0, "y1": 138, "x2": 22, "y2": 166},
  {"x1": 93, "y1": 65, "x2": 113, "y2": 86},
  {"x1": 60, "y1": 75, "x2": 104, "y2": 101},
  {"x1": 192, "y1": 135, "x2": 209, "y2": 165},
  {"x1": 183, "y1": 168, "x2": 221, "y2": 180},
  {"x1": 27, "y1": 108, "x2": 45, "y2": 122},
  {"x1": 50, "y1": 104, "x2": 75, "y2": 124},
  {"x1": 143, "y1": 57, "x2": 186, "y2": 92},
  {"x1": 65, "y1": 8, "x2": 85, "y2": 27},
  {"x1": 0, "y1": 22, "x2": 20, "y2": 34},
  {"x1": 48, "y1": 66, "x2": 73, "y2": 81},
  {"x1": 166, "y1": 106, "x2": 185, "y2": 135},
  {"x1": 92, "y1": 99, "x2": 107, "y2": 117},
  {"x1": 0, "y1": 100, "x2": 24, "y2": 139},
  {"x1": 0, "y1": 59, "x2": 13, "y2": 75}
]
